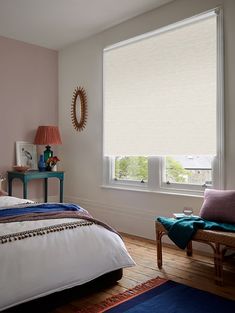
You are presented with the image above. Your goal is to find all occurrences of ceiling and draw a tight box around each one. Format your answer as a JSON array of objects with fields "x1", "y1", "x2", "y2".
[{"x1": 0, "y1": 0, "x2": 174, "y2": 50}]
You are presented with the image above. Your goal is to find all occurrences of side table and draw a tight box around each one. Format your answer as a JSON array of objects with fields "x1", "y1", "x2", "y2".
[{"x1": 7, "y1": 170, "x2": 64, "y2": 203}]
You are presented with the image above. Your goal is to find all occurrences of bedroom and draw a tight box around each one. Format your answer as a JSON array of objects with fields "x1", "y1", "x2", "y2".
[{"x1": 0, "y1": 0, "x2": 235, "y2": 312}]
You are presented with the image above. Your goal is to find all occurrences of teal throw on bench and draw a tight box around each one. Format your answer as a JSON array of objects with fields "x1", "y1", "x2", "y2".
[{"x1": 156, "y1": 216, "x2": 235, "y2": 249}]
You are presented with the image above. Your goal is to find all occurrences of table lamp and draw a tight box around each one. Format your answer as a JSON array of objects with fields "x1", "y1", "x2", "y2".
[{"x1": 34, "y1": 126, "x2": 62, "y2": 163}]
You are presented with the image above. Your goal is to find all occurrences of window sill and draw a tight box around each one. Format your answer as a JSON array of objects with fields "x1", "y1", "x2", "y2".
[{"x1": 101, "y1": 184, "x2": 204, "y2": 198}]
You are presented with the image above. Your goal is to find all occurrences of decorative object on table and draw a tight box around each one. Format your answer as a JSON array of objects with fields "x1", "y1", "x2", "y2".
[
  {"x1": 34, "y1": 126, "x2": 62, "y2": 163},
  {"x1": 71, "y1": 86, "x2": 87, "y2": 131},
  {"x1": 15, "y1": 141, "x2": 37, "y2": 170},
  {"x1": 46, "y1": 156, "x2": 60, "y2": 171},
  {"x1": 38, "y1": 154, "x2": 46, "y2": 172},
  {"x1": 12, "y1": 165, "x2": 30, "y2": 173}
]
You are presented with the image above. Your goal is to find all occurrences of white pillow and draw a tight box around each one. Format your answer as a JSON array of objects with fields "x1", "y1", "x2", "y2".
[{"x1": 0, "y1": 196, "x2": 34, "y2": 208}]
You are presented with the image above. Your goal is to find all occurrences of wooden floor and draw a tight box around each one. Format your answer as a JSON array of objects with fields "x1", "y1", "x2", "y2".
[{"x1": 46, "y1": 233, "x2": 235, "y2": 313}]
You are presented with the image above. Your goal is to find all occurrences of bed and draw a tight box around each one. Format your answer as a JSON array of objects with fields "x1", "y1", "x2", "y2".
[{"x1": 0, "y1": 196, "x2": 135, "y2": 311}]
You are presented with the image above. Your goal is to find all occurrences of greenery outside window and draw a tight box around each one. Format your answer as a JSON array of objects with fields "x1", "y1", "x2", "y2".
[
  {"x1": 108, "y1": 155, "x2": 216, "y2": 192},
  {"x1": 164, "y1": 156, "x2": 213, "y2": 186},
  {"x1": 114, "y1": 156, "x2": 148, "y2": 182}
]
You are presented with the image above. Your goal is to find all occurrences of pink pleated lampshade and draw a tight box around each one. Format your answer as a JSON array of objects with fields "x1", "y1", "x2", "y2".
[{"x1": 34, "y1": 126, "x2": 62, "y2": 145}]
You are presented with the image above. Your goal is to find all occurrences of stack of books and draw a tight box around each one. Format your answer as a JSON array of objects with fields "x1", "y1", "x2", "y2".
[{"x1": 173, "y1": 213, "x2": 198, "y2": 219}]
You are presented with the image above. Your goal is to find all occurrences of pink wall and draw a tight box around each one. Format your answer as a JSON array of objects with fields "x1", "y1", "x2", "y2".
[{"x1": 0, "y1": 36, "x2": 58, "y2": 199}]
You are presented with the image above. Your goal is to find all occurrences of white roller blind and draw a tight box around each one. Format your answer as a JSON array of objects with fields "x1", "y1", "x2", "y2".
[{"x1": 103, "y1": 11, "x2": 218, "y2": 156}]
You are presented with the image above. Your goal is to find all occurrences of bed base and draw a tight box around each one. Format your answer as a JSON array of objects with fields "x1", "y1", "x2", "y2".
[{"x1": 4, "y1": 268, "x2": 123, "y2": 312}]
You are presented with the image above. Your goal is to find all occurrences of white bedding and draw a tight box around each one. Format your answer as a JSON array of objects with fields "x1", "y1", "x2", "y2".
[
  {"x1": 0, "y1": 196, "x2": 34, "y2": 207},
  {"x1": 0, "y1": 197, "x2": 135, "y2": 311}
]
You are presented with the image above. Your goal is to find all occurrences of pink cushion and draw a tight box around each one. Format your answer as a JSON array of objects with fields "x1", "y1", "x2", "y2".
[{"x1": 199, "y1": 189, "x2": 235, "y2": 224}]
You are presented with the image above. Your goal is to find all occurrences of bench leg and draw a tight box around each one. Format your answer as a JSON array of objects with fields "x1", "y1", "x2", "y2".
[
  {"x1": 186, "y1": 241, "x2": 193, "y2": 256},
  {"x1": 214, "y1": 243, "x2": 223, "y2": 286},
  {"x1": 156, "y1": 230, "x2": 163, "y2": 268}
]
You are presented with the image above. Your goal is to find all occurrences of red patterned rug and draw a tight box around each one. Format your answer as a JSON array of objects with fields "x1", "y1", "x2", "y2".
[
  {"x1": 76, "y1": 277, "x2": 167, "y2": 313},
  {"x1": 75, "y1": 277, "x2": 235, "y2": 313}
]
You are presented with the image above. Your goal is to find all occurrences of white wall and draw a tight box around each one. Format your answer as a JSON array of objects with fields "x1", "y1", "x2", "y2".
[{"x1": 59, "y1": 0, "x2": 235, "y2": 242}]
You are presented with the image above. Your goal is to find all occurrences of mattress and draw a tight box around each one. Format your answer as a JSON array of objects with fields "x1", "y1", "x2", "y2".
[{"x1": 0, "y1": 197, "x2": 135, "y2": 311}]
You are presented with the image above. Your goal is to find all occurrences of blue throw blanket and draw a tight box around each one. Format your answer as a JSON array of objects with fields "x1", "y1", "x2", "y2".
[
  {"x1": 0, "y1": 203, "x2": 85, "y2": 218},
  {"x1": 0, "y1": 203, "x2": 121, "y2": 243},
  {"x1": 157, "y1": 216, "x2": 235, "y2": 249}
]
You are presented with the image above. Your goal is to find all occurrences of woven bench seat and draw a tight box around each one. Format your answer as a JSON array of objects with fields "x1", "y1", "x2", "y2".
[{"x1": 155, "y1": 221, "x2": 235, "y2": 285}]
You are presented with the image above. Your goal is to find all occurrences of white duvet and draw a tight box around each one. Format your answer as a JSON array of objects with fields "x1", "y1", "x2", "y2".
[{"x1": 0, "y1": 197, "x2": 135, "y2": 311}]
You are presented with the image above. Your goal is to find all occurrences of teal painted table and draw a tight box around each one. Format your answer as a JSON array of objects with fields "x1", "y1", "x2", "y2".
[{"x1": 7, "y1": 171, "x2": 64, "y2": 203}]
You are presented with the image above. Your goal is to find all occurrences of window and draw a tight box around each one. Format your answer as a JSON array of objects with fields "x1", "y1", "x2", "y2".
[
  {"x1": 164, "y1": 156, "x2": 213, "y2": 186},
  {"x1": 114, "y1": 156, "x2": 148, "y2": 182},
  {"x1": 103, "y1": 8, "x2": 224, "y2": 195}
]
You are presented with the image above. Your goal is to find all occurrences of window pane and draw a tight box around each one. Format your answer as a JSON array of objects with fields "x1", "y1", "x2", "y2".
[
  {"x1": 165, "y1": 156, "x2": 213, "y2": 186},
  {"x1": 114, "y1": 156, "x2": 148, "y2": 181}
]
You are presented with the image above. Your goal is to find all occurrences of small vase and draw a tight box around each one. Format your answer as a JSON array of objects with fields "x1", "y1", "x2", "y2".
[
  {"x1": 38, "y1": 155, "x2": 46, "y2": 172},
  {"x1": 44, "y1": 146, "x2": 53, "y2": 163},
  {"x1": 51, "y1": 164, "x2": 57, "y2": 172}
]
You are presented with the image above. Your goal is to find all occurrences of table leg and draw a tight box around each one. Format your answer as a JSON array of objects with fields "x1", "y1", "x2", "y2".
[
  {"x1": 23, "y1": 180, "x2": 27, "y2": 199},
  {"x1": 8, "y1": 178, "x2": 13, "y2": 196},
  {"x1": 44, "y1": 178, "x2": 48, "y2": 202},
  {"x1": 60, "y1": 179, "x2": 64, "y2": 203}
]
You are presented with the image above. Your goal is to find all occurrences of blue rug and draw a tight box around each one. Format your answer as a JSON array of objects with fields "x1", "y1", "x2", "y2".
[{"x1": 77, "y1": 277, "x2": 235, "y2": 313}]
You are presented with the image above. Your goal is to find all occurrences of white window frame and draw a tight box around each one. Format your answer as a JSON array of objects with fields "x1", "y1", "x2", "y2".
[
  {"x1": 102, "y1": 8, "x2": 224, "y2": 196},
  {"x1": 103, "y1": 154, "x2": 223, "y2": 196},
  {"x1": 103, "y1": 156, "x2": 149, "y2": 190},
  {"x1": 159, "y1": 155, "x2": 221, "y2": 194}
]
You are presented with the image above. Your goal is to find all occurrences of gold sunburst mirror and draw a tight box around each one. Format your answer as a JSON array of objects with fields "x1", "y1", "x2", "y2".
[{"x1": 71, "y1": 86, "x2": 88, "y2": 131}]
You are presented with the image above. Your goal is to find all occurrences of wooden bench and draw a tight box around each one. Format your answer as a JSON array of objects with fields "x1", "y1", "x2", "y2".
[{"x1": 155, "y1": 220, "x2": 235, "y2": 285}]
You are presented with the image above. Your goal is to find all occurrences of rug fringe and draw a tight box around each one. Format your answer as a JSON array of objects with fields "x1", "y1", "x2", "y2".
[{"x1": 76, "y1": 277, "x2": 168, "y2": 313}]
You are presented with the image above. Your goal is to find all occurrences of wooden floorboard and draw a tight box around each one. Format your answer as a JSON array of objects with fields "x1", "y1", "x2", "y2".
[{"x1": 10, "y1": 233, "x2": 235, "y2": 312}]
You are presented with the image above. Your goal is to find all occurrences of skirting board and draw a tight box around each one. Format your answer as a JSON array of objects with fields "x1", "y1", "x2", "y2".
[{"x1": 64, "y1": 195, "x2": 211, "y2": 253}]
